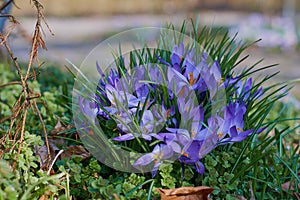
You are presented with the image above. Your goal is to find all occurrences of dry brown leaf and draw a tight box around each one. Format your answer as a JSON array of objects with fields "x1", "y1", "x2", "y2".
[
  {"x1": 60, "y1": 145, "x2": 90, "y2": 160},
  {"x1": 49, "y1": 120, "x2": 74, "y2": 150},
  {"x1": 157, "y1": 186, "x2": 214, "y2": 200},
  {"x1": 35, "y1": 120, "x2": 74, "y2": 168},
  {"x1": 282, "y1": 181, "x2": 300, "y2": 191},
  {"x1": 50, "y1": 120, "x2": 73, "y2": 136},
  {"x1": 38, "y1": 195, "x2": 46, "y2": 200},
  {"x1": 281, "y1": 181, "x2": 300, "y2": 199},
  {"x1": 35, "y1": 145, "x2": 52, "y2": 167}
]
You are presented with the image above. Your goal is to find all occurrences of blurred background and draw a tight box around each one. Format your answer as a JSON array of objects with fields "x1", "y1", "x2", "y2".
[{"x1": 5, "y1": 0, "x2": 300, "y2": 97}]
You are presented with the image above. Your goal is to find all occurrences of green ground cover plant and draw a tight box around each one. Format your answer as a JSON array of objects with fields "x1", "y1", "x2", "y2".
[{"x1": 0, "y1": 3, "x2": 299, "y2": 198}]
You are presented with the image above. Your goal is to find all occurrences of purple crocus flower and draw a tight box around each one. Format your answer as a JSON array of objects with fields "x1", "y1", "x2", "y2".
[
  {"x1": 113, "y1": 110, "x2": 157, "y2": 141},
  {"x1": 171, "y1": 43, "x2": 185, "y2": 72},
  {"x1": 178, "y1": 140, "x2": 208, "y2": 175},
  {"x1": 182, "y1": 48, "x2": 196, "y2": 71},
  {"x1": 105, "y1": 84, "x2": 140, "y2": 109},
  {"x1": 207, "y1": 101, "x2": 263, "y2": 144},
  {"x1": 225, "y1": 77, "x2": 264, "y2": 102},
  {"x1": 152, "y1": 102, "x2": 177, "y2": 127},
  {"x1": 239, "y1": 78, "x2": 264, "y2": 101},
  {"x1": 177, "y1": 96, "x2": 204, "y2": 129},
  {"x1": 200, "y1": 61, "x2": 223, "y2": 97},
  {"x1": 133, "y1": 144, "x2": 174, "y2": 177},
  {"x1": 176, "y1": 127, "x2": 217, "y2": 174},
  {"x1": 96, "y1": 62, "x2": 120, "y2": 89},
  {"x1": 155, "y1": 111, "x2": 215, "y2": 175},
  {"x1": 78, "y1": 96, "x2": 99, "y2": 123},
  {"x1": 167, "y1": 50, "x2": 224, "y2": 97}
]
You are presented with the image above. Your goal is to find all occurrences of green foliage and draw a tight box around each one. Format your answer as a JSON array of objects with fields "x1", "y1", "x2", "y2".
[
  {"x1": 1, "y1": 20, "x2": 299, "y2": 200},
  {"x1": 67, "y1": 21, "x2": 299, "y2": 199},
  {"x1": 0, "y1": 160, "x2": 21, "y2": 200},
  {"x1": 0, "y1": 65, "x2": 74, "y2": 199},
  {"x1": 0, "y1": 132, "x2": 67, "y2": 200},
  {"x1": 56, "y1": 156, "x2": 153, "y2": 199}
]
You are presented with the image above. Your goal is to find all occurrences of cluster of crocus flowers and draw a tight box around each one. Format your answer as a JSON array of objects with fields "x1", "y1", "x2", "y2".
[{"x1": 79, "y1": 43, "x2": 264, "y2": 177}]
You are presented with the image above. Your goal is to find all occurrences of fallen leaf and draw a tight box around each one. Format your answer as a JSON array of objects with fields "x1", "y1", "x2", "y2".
[
  {"x1": 38, "y1": 195, "x2": 46, "y2": 200},
  {"x1": 50, "y1": 120, "x2": 73, "y2": 136},
  {"x1": 60, "y1": 145, "x2": 90, "y2": 160},
  {"x1": 35, "y1": 120, "x2": 76, "y2": 168},
  {"x1": 34, "y1": 144, "x2": 56, "y2": 168},
  {"x1": 281, "y1": 181, "x2": 300, "y2": 199},
  {"x1": 282, "y1": 181, "x2": 300, "y2": 191},
  {"x1": 157, "y1": 186, "x2": 214, "y2": 200}
]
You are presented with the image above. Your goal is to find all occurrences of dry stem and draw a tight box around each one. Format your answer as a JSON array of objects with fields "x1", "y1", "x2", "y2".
[{"x1": 0, "y1": 0, "x2": 54, "y2": 169}]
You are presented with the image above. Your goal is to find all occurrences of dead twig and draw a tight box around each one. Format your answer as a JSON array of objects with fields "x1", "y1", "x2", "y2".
[
  {"x1": 26, "y1": 0, "x2": 53, "y2": 80},
  {"x1": 0, "y1": 0, "x2": 54, "y2": 169},
  {"x1": 0, "y1": 81, "x2": 22, "y2": 88},
  {"x1": 33, "y1": 100, "x2": 51, "y2": 166}
]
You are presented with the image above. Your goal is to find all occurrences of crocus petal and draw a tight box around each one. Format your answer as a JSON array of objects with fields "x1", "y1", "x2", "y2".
[
  {"x1": 152, "y1": 161, "x2": 161, "y2": 178},
  {"x1": 141, "y1": 134, "x2": 152, "y2": 141},
  {"x1": 171, "y1": 43, "x2": 184, "y2": 66},
  {"x1": 96, "y1": 61, "x2": 104, "y2": 75},
  {"x1": 168, "y1": 141, "x2": 182, "y2": 154},
  {"x1": 220, "y1": 129, "x2": 254, "y2": 144},
  {"x1": 194, "y1": 160, "x2": 205, "y2": 175},
  {"x1": 133, "y1": 153, "x2": 154, "y2": 166},
  {"x1": 179, "y1": 140, "x2": 203, "y2": 164},
  {"x1": 156, "y1": 55, "x2": 171, "y2": 66},
  {"x1": 161, "y1": 145, "x2": 174, "y2": 159},
  {"x1": 112, "y1": 133, "x2": 135, "y2": 141},
  {"x1": 154, "y1": 133, "x2": 177, "y2": 143}
]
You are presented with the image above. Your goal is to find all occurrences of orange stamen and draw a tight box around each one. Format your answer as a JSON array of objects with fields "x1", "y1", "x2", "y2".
[
  {"x1": 218, "y1": 78, "x2": 224, "y2": 86},
  {"x1": 189, "y1": 72, "x2": 196, "y2": 86},
  {"x1": 191, "y1": 130, "x2": 196, "y2": 138},
  {"x1": 165, "y1": 109, "x2": 171, "y2": 118},
  {"x1": 218, "y1": 132, "x2": 224, "y2": 139},
  {"x1": 181, "y1": 150, "x2": 189, "y2": 157}
]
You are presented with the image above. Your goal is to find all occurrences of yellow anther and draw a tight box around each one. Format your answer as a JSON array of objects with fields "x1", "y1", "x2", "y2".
[
  {"x1": 189, "y1": 72, "x2": 196, "y2": 86},
  {"x1": 143, "y1": 127, "x2": 148, "y2": 133},
  {"x1": 218, "y1": 78, "x2": 224, "y2": 86},
  {"x1": 237, "y1": 127, "x2": 243, "y2": 132},
  {"x1": 181, "y1": 150, "x2": 189, "y2": 157},
  {"x1": 191, "y1": 130, "x2": 197, "y2": 138},
  {"x1": 185, "y1": 105, "x2": 190, "y2": 112},
  {"x1": 165, "y1": 109, "x2": 171, "y2": 118},
  {"x1": 218, "y1": 132, "x2": 224, "y2": 139}
]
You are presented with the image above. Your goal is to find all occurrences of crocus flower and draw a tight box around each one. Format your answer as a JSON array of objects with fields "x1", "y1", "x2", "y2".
[
  {"x1": 176, "y1": 127, "x2": 217, "y2": 174},
  {"x1": 91, "y1": 42, "x2": 266, "y2": 178},
  {"x1": 171, "y1": 43, "x2": 185, "y2": 72},
  {"x1": 208, "y1": 101, "x2": 263, "y2": 144},
  {"x1": 78, "y1": 96, "x2": 99, "y2": 123},
  {"x1": 113, "y1": 110, "x2": 157, "y2": 141},
  {"x1": 225, "y1": 77, "x2": 264, "y2": 103},
  {"x1": 133, "y1": 144, "x2": 174, "y2": 177}
]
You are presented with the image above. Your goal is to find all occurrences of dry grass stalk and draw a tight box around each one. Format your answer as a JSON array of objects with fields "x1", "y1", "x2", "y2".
[{"x1": 0, "y1": 0, "x2": 54, "y2": 169}]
